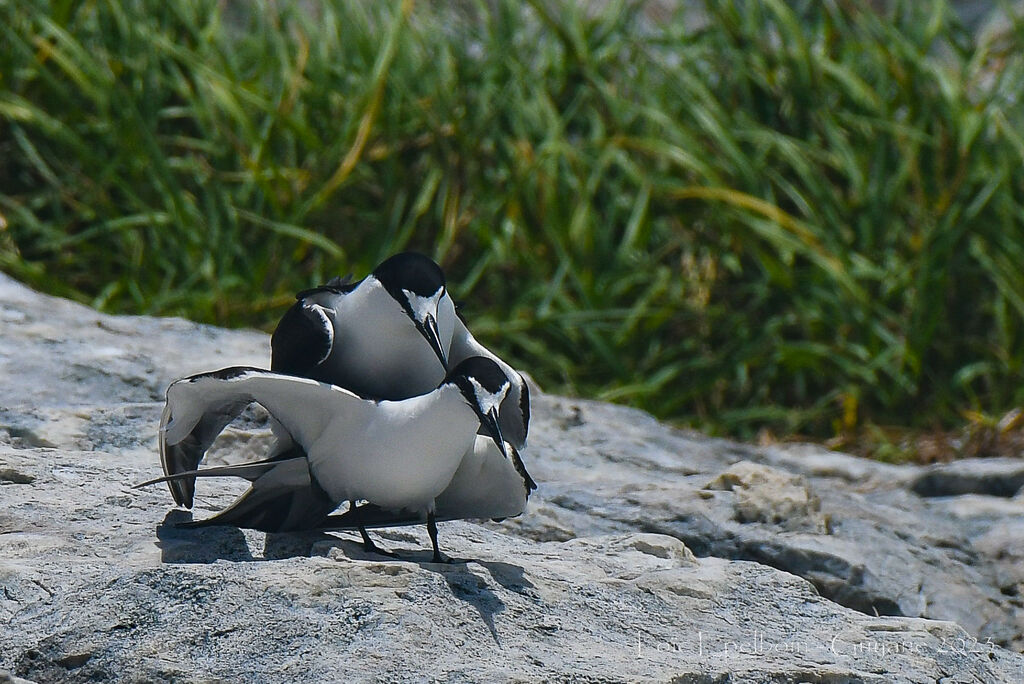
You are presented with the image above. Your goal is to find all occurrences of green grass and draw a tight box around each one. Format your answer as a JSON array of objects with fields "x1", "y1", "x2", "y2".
[{"x1": 3, "y1": 0, "x2": 1024, "y2": 441}]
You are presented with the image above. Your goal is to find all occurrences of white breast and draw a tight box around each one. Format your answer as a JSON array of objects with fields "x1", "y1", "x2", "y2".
[{"x1": 307, "y1": 385, "x2": 478, "y2": 513}]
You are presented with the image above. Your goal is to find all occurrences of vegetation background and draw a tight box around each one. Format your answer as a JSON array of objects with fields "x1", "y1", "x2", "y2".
[{"x1": 3, "y1": 0, "x2": 1024, "y2": 459}]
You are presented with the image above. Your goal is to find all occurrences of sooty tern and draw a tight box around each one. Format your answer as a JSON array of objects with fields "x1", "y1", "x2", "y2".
[{"x1": 144, "y1": 357, "x2": 514, "y2": 561}]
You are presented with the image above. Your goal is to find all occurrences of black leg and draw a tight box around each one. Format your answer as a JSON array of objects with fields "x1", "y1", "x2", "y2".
[
  {"x1": 357, "y1": 524, "x2": 376, "y2": 550},
  {"x1": 427, "y1": 512, "x2": 447, "y2": 563},
  {"x1": 351, "y1": 500, "x2": 394, "y2": 557}
]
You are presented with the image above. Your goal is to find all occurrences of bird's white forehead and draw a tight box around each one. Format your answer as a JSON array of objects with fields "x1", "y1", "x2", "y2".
[
  {"x1": 469, "y1": 377, "x2": 509, "y2": 414},
  {"x1": 402, "y1": 287, "x2": 444, "y2": 322}
]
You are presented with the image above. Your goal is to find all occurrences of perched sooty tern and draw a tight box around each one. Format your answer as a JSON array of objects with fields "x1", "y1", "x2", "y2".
[
  {"x1": 272, "y1": 252, "x2": 531, "y2": 448},
  {"x1": 272, "y1": 252, "x2": 455, "y2": 399},
  {"x1": 143, "y1": 357, "x2": 515, "y2": 561},
  {"x1": 160, "y1": 253, "x2": 457, "y2": 508},
  {"x1": 157, "y1": 252, "x2": 534, "y2": 557},
  {"x1": 264, "y1": 252, "x2": 534, "y2": 550},
  {"x1": 266, "y1": 252, "x2": 534, "y2": 551}
]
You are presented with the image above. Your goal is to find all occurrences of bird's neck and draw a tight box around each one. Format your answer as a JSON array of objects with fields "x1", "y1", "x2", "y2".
[{"x1": 382, "y1": 383, "x2": 468, "y2": 424}]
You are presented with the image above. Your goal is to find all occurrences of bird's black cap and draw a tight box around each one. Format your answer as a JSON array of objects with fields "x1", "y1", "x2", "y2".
[
  {"x1": 372, "y1": 252, "x2": 446, "y2": 299},
  {"x1": 444, "y1": 356, "x2": 508, "y2": 393},
  {"x1": 445, "y1": 356, "x2": 511, "y2": 459}
]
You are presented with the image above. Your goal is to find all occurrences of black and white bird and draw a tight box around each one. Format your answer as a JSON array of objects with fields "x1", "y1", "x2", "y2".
[
  {"x1": 160, "y1": 253, "x2": 457, "y2": 509},
  {"x1": 154, "y1": 252, "x2": 535, "y2": 558},
  {"x1": 271, "y1": 252, "x2": 531, "y2": 448},
  {"x1": 262, "y1": 252, "x2": 535, "y2": 546},
  {"x1": 143, "y1": 357, "x2": 514, "y2": 562},
  {"x1": 270, "y1": 253, "x2": 455, "y2": 399},
  {"x1": 274, "y1": 252, "x2": 528, "y2": 438}
]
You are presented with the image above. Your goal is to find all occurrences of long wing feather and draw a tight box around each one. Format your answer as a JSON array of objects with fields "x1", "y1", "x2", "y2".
[
  {"x1": 180, "y1": 457, "x2": 339, "y2": 533},
  {"x1": 139, "y1": 455, "x2": 288, "y2": 489},
  {"x1": 159, "y1": 366, "x2": 371, "y2": 507},
  {"x1": 271, "y1": 301, "x2": 335, "y2": 379},
  {"x1": 159, "y1": 383, "x2": 251, "y2": 507}
]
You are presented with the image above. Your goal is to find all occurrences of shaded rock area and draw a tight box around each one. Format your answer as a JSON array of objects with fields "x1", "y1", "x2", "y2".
[{"x1": 1, "y1": 272, "x2": 1023, "y2": 682}]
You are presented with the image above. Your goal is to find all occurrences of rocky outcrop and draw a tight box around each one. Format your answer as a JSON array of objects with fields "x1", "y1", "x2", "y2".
[{"x1": 1, "y1": 272, "x2": 1023, "y2": 682}]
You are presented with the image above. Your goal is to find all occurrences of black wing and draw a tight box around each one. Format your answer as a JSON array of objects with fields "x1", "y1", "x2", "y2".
[
  {"x1": 271, "y1": 300, "x2": 335, "y2": 379},
  {"x1": 146, "y1": 451, "x2": 340, "y2": 533}
]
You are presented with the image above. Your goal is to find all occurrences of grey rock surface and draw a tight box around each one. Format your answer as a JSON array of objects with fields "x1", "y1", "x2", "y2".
[{"x1": 1, "y1": 272, "x2": 1023, "y2": 682}]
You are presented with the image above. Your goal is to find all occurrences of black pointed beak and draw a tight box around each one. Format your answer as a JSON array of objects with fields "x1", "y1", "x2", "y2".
[
  {"x1": 421, "y1": 314, "x2": 448, "y2": 371},
  {"x1": 481, "y1": 407, "x2": 508, "y2": 459}
]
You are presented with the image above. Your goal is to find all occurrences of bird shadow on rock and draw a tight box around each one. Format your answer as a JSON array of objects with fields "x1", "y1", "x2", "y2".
[
  {"x1": 466, "y1": 559, "x2": 537, "y2": 645},
  {"x1": 156, "y1": 509, "x2": 360, "y2": 563},
  {"x1": 413, "y1": 551, "x2": 535, "y2": 647},
  {"x1": 417, "y1": 559, "x2": 508, "y2": 646},
  {"x1": 263, "y1": 529, "x2": 353, "y2": 560},
  {"x1": 473, "y1": 559, "x2": 536, "y2": 595},
  {"x1": 156, "y1": 509, "x2": 255, "y2": 563},
  {"x1": 154, "y1": 511, "x2": 526, "y2": 647},
  {"x1": 319, "y1": 537, "x2": 522, "y2": 646}
]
